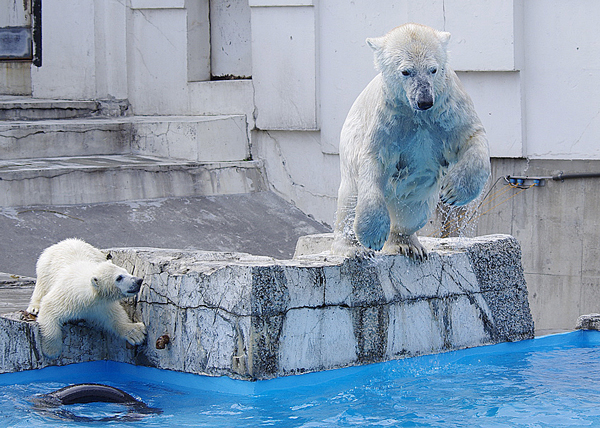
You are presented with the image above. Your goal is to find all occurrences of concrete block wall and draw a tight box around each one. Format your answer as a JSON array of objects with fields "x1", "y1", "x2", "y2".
[
  {"x1": 0, "y1": 235, "x2": 534, "y2": 380},
  {"x1": 472, "y1": 159, "x2": 600, "y2": 333}
]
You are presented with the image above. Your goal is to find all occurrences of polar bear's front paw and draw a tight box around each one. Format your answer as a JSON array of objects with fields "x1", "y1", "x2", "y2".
[
  {"x1": 440, "y1": 174, "x2": 476, "y2": 206},
  {"x1": 383, "y1": 234, "x2": 428, "y2": 261},
  {"x1": 354, "y1": 200, "x2": 390, "y2": 251},
  {"x1": 123, "y1": 322, "x2": 147, "y2": 345},
  {"x1": 26, "y1": 305, "x2": 40, "y2": 316},
  {"x1": 441, "y1": 160, "x2": 489, "y2": 206}
]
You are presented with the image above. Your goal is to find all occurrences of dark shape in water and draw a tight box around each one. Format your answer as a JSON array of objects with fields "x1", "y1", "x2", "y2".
[{"x1": 31, "y1": 383, "x2": 162, "y2": 422}]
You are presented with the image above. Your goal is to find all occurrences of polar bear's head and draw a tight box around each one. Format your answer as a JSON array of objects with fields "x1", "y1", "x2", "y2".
[
  {"x1": 367, "y1": 23, "x2": 451, "y2": 111},
  {"x1": 91, "y1": 261, "x2": 143, "y2": 300}
]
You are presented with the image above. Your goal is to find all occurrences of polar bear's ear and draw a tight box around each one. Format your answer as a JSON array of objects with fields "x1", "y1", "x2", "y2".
[
  {"x1": 438, "y1": 31, "x2": 451, "y2": 48},
  {"x1": 91, "y1": 277, "x2": 100, "y2": 288},
  {"x1": 366, "y1": 36, "x2": 385, "y2": 52}
]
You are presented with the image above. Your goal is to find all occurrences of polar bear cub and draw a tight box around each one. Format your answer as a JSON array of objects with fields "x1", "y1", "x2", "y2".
[
  {"x1": 27, "y1": 238, "x2": 147, "y2": 358},
  {"x1": 332, "y1": 23, "x2": 491, "y2": 260}
]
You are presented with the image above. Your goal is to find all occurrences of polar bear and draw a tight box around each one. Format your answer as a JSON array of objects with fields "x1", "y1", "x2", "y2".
[
  {"x1": 27, "y1": 238, "x2": 147, "y2": 358},
  {"x1": 332, "y1": 23, "x2": 491, "y2": 260}
]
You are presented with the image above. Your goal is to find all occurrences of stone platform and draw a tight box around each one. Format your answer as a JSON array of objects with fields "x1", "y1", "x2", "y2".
[{"x1": 0, "y1": 234, "x2": 534, "y2": 380}]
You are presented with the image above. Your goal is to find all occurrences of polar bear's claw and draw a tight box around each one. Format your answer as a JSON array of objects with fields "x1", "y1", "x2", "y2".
[
  {"x1": 26, "y1": 305, "x2": 40, "y2": 316},
  {"x1": 383, "y1": 234, "x2": 428, "y2": 261},
  {"x1": 440, "y1": 184, "x2": 465, "y2": 206},
  {"x1": 440, "y1": 190, "x2": 458, "y2": 206}
]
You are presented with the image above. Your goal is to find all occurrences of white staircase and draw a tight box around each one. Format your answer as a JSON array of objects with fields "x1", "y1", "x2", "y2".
[{"x1": 0, "y1": 96, "x2": 266, "y2": 207}]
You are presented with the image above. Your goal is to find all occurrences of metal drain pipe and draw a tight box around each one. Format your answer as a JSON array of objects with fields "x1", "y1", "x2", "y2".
[{"x1": 552, "y1": 172, "x2": 600, "y2": 181}]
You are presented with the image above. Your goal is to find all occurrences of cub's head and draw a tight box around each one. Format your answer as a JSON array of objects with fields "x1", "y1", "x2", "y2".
[
  {"x1": 367, "y1": 23, "x2": 451, "y2": 111},
  {"x1": 91, "y1": 261, "x2": 144, "y2": 300}
]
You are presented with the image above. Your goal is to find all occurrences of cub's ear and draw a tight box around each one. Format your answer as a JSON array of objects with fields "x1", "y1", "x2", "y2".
[
  {"x1": 91, "y1": 277, "x2": 100, "y2": 288},
  {"x1": 438, "y1": 31, "x2": 451, "y2": 48},
  {"x1": 366, "y1": 36, "x2": 385, "y2": 52}
]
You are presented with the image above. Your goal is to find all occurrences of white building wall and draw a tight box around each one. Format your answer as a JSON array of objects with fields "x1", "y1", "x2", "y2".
[
  {"x1": 210, "y1": 0, "x2": 252, "y2": 78},
  {"x1": 251, "y1": 2, "x2": 318, "y2": 130},
  {"x1": 94, "y1": 0, "x2": 128, "y2": 100},
  {"x1": 318, "y1": 1, "x2": 404, "y2": 154},
  {"x1": 127, "y1": 6, "x2": 189, "y2": 115},
  {"x1": 522, "y1": 0, "x2": 600, "y2": 159},
  {"x1": 31, "y1": 0, "x2": 97, "y2": 99}
]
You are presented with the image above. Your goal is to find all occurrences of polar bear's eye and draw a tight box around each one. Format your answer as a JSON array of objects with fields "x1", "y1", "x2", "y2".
[
  {"x1": 430, "y1": 68, "x2": 438, "y2": 74},
  {"x1": 116, "y1": 275, "x2": 124, "y2": 282},
  {"x1": 401, "y1": 70, "x2": 411, "y2": 76}
]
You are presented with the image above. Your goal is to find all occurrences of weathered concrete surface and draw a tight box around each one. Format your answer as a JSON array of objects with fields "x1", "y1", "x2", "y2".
[
  {"x1": 0, "y1": 192, "x2": 330, "y2": 278},
  {"x1": 0, "y1": 114, "x2": 247, "y2": 161},
  {"x1": 0, "y1": 234, "x2": 534, "y2": 380},
  {"x1": 0, "y1": 155, "x2": 266, "y2": 207},
  {"x1": 0, "y1": 97, "x2": 100, "y2": 121},
  {"x1": 576, "y1": 313, "x2": 600, "y2": 331},
  {"x1": 472, "y1": 159, "x2": 600, "y2": 333},
  {"x1": 0, "y1": 274, "x2": 35, "y2": 315},
  {"x1": 0, "y1": 311, "x2": 136, "y2": 374}
]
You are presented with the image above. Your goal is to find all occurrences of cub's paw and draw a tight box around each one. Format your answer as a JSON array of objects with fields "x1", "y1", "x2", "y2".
[
  {"x1": 124, "y1": 322, "x2": 147, "y2": 345},
  {"x1": 354, "y1": 201, "x2": 390, "y2": 251},
  {"x1": 26, "y1": 305, "x2": 40, "y2": 316}
]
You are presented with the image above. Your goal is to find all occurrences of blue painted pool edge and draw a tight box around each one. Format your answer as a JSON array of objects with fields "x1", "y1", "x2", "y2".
[{"x1": 2, "y1": 330, "x2": 598, "y2": 396}]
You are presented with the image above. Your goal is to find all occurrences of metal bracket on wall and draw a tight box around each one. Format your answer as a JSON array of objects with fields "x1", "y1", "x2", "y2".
[{"x1": 505, "y1": 176, "x2": 546, "y2": 188}]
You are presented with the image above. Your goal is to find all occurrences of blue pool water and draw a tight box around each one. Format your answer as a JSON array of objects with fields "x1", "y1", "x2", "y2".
[{"x1": 2, "y1": 331, "x2": 600, "y2": 427}]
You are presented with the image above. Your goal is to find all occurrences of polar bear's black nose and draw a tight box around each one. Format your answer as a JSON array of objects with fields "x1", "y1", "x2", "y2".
[
  {"x1": 130, "y1": 278, "x2": 143, "y2": 293},
  {"x1": 417, "y1": 98, "x2": 433, "y2": 110}
]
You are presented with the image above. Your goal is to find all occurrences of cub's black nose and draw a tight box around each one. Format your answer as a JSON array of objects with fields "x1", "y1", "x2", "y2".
[{"x1": 129, "y1": 277, "x2": 143, "y2": 293}]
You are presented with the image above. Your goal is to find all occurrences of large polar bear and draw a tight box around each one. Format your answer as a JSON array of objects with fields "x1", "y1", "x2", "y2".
[
  {"x1": 27, "y1": 238, "x2": 147, "y2": 358},
  {"x1": 332, "y1": 23, "x2": 491, "y2": 260}
]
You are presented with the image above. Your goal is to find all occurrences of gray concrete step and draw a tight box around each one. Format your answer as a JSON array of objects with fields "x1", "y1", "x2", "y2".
[
  {"x1": 0, "y1": 114, "x2": 250, "y2": 161},
  {"x1": 0, "y1": 96, "x2": 101, "y2": 120},
  {"x1": 0, "y1": 117, "x2": 130, "y2": 159},
  {"x1": 0, "y1": 274, "x2": 35, "y2": 315},
  {"x1": 0, "y1": 154, "x2": 267, "y2": 206},
  {"x1": 0, "y1": 192, "x2": 331, "y2": 279}
]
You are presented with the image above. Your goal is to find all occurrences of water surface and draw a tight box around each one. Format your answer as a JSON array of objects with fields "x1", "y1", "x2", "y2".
[{"x1": 1, "y1": 331, "x2": 599, "y2": 427}]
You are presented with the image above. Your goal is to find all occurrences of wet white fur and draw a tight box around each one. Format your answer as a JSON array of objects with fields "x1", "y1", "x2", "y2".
[
  {"x1": 27, "y1": 238, "x2": 146, "y2": 358},
  {"x1": 332, "y1": 23, "x2": 490, "y2": 259}
]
